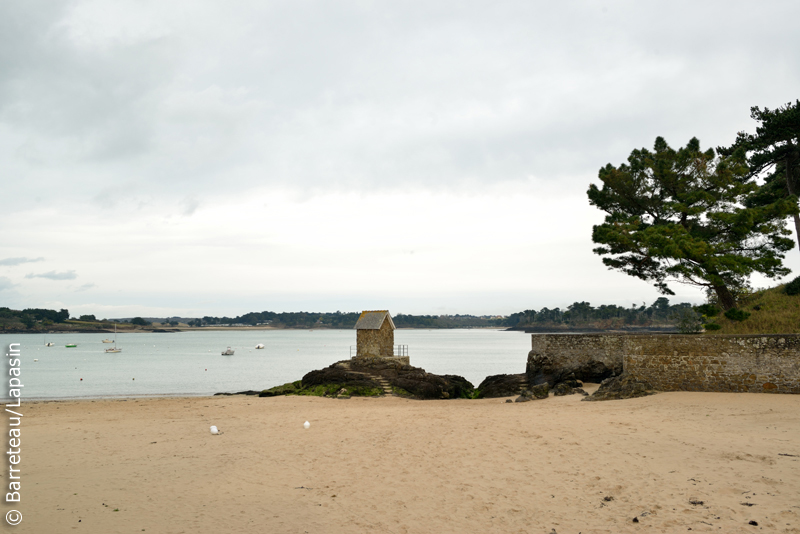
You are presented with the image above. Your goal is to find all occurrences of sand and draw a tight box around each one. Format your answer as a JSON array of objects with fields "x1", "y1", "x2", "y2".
[{"x1": 6, "y1": 388, "x2": 800, "y2": 534}]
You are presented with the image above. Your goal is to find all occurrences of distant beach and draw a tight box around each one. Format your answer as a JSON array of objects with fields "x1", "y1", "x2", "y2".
[{"x1": 16, "y1": 389, "x2": 800, "y2": 533}]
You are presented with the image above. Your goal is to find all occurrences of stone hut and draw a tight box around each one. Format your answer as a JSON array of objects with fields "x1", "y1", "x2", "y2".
[{"x1": 354, "y1": 310, "x2": 396, "y2": 358}]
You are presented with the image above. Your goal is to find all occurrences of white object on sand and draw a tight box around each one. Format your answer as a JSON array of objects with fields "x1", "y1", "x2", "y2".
[
  {"x1": 303, "y1": 421, "x2": 310, "y2": 430},
  {"x1": 210, "y1": 425, "x2": 219, "y2": 435}
]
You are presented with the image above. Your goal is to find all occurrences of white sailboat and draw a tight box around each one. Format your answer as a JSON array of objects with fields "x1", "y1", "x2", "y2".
[
  {"x1": 44, "y1": 334, "x2": 54, "y2": 347},
  {"x1": 105, "y1": 324, "x2": 121, "y2": 353}
]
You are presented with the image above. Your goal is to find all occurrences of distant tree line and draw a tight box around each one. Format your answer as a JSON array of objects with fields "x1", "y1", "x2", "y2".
[
  {"x1": 186, "y1": 310, "x2": 502, "y2": 329},
  {"x1": 393, "y1": 314, "x2": 505, "y2": 328},
  {"x1": 187, "y1": 311, "x2": 361, "y2": 328},
  {"x1": 183, "y1": 299, "x2": 694, "y2": 330},
  {"x1": 502, "y1": 297, "x2": 693, "y2": 329},
  {"x1": 0, "y1": 299, "x2": 701, "y2": 332},
  {"x1": 0, "y1": 307, "x2": 69, "y2": 330}
]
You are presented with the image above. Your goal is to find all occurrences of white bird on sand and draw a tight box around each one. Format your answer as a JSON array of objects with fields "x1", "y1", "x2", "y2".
[
  {"x1": 303, "y1": 421, "x2": 310, "y2": 430},
  {"x1": 210, "y1": 425, "x2": 219, "y2": 434}
]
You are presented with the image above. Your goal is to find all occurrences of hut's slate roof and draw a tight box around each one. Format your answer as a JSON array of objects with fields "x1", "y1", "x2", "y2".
[{"x1": 354, "y1": 310, "x2": 396, "y2": 330}]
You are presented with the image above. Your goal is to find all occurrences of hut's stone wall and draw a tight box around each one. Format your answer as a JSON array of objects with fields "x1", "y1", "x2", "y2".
[
  {"x1": 357, "y1": 320, "x2": 394, "y2": 357},
  {"x1": 528, "y1": 333, "x2": 800, "y2": 394}
]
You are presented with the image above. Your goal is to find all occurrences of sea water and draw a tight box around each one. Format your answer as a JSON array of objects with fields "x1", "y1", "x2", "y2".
[{"x1": 1, "y1": 329, "x2": 531, "y2": 400}]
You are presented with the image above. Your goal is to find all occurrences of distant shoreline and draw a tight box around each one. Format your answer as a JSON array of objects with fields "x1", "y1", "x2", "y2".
[{"x1": 1, "y1": 325, "x2": 514, "y2": 334}]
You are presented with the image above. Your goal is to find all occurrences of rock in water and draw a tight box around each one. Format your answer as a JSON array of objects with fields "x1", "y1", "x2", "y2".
[{"x1": 582, "y1": 373, "x2": 656, "y2": 402}]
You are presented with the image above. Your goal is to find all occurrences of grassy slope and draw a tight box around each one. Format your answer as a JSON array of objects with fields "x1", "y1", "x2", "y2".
[{"x1": 706, "y1": 284, "x2": 800, "y2": 334}]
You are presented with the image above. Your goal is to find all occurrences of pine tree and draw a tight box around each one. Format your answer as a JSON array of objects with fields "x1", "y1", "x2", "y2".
[
  {"x1": 720, "y1": 100, "x2": 800, "y2": 253},
  {"x1": 588, "y1": 137, "x2": 796, "y2": 310}
]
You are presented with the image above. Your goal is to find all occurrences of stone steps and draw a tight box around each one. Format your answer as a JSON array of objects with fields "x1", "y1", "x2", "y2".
[
  {"x1": 372, "y1": 376, "x2": 393, "y2": 395},
  {"x1": 340, "y1": 366, "x2": 393, "y2": 395}
]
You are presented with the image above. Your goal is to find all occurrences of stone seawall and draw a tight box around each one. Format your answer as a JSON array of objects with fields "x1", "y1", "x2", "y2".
[
  {"x1": 527, "y1": 334, "x2": 624, "y2": 385},
  {"x1": 624, "y1": 334, "x2": 800, "y2": 394},
  {"x1": 529, "y1": 333, "x2": 800, "y2": 394}
]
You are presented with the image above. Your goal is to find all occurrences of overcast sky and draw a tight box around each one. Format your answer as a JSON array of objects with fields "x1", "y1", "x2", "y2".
[{"x1": 1, "y1": 0, "x2": 799, "y2": 318}]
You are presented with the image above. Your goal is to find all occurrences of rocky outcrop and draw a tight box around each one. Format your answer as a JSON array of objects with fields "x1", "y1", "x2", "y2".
[
  {"x1": 300, "y1": 357, "x2": 475, "y2": 400},
  {"x1": 475, "y1": 373, "x2": 529, "y2": 398},
  {"x1": 441, "y1": 375, "x2": 476, "y2": 400},
  {"x1": 526, "y1": 335, "x2": 624, "y2": 387},
  {"x1": 527, "y1": 352, "x2": 620, "y2": 387},
  {"x1": 514, "y1": 383, "x2": 550, "y2": 402},
  {"x1": 551, "y1": 381, "x2": 588, "y2": 397},
  {"x1": 301, "y1": 365, "x2": 382, "y2": 390},
  {"x1": 259, "y1": 381, "x2": 305, "y2": 397},
  {"x1": 582, "y1": 373, "x2": 656, "y2": 401}
]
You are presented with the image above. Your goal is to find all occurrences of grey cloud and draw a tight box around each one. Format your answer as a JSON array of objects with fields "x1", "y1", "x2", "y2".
[
  {"x1": 76, "y1": 283, "x2": 96, "y2": 292},
  {"x1": 0, "y1": 0, "x2": 799, "y2": 207},
  {"x1": 0, "y1": 257, "x2": 44, "y2": 266},
  {"x1": 25, "y1": 270, "x2": 78, "y2": 280},
  {"x1": 91, "y1": 183, "x2": 151, "y2": 210},
  {"x1": 0, "y1": 277, "x2": 13, "y2": 291},
  {"x1": 181, "y1": 195, "x2": 200, "y2": 216}
]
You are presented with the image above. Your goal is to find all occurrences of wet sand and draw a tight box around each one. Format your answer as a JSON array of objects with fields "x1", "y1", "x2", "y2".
[{"x1": 7, "y1": 389, "x2": 800, "y2": 533}]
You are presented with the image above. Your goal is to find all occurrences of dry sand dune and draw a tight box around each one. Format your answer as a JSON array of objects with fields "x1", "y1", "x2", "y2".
[{"x1": 8, "y1": 388, "x2": 800, "y2": 533}]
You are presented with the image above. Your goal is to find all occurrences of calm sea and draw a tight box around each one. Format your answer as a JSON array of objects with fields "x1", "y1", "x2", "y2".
[{"x1": 1, "y1": 329, "x2": 532, "y2": 400}]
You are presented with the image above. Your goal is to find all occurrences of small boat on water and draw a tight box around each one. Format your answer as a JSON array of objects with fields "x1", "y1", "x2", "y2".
[
  {"x1": 105, "y1": 324, "x2": 122, "y2": 353},
  {"x1": 222, "y1": 347, "x2": 235, "y2": 356},
  {"x1": 255, "y1": 344, "x2": 265, "y2": 349},
  {"x1": 66, "y1": 344, "x2": 77, "y2": 348},
  {"x1": 102, "y1": 339, "x2": 113, "y2": 343},
  {"x1": 45, "y1": 342, "x2": 54, "y2": 347}
]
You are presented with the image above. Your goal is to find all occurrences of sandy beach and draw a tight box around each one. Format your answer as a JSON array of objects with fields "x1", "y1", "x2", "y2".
[{"x1": 7, "y1": 388, "x2": 800, "y2": 534}]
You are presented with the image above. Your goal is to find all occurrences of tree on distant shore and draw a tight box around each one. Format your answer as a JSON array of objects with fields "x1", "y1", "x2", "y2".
[
  {"x1": 720, "y1": 100, "x2": 800, "y2": 253},
  {"x1": 131, "y1": 317, "x2": 151, "y2": 326},
  {"x1": 20, "y1": 314, "x2": 36, "y2": 329},
  {"x1": 588, "y1": 136, "x2": 796, "y2": 310}
]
